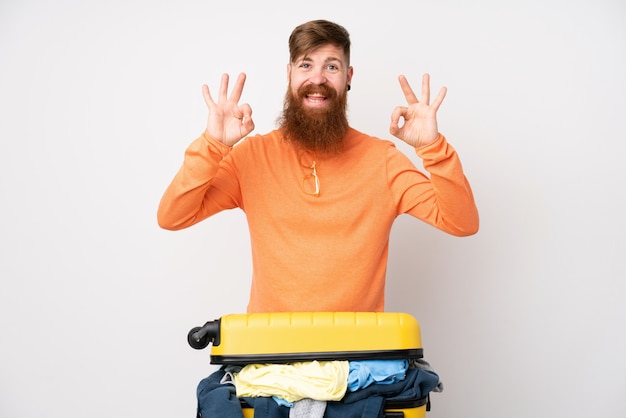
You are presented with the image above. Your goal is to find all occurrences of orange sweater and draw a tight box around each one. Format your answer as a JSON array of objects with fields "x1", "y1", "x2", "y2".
[{"x1": 158, "y1": 128, "x2": 478, "y2": 312}]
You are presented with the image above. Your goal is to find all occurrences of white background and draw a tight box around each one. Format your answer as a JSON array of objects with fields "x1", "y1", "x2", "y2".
[{"x1": 1, "y1": 0, "x2": 625, "y2": 417}]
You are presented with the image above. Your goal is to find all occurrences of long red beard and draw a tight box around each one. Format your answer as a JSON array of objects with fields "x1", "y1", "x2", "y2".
[{"x1": 277, "y1": 83, "x2": 349, "y2": 154}]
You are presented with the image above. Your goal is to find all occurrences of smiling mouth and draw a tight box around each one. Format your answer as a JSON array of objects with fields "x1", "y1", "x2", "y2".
[{"x1": 306, "y1": 93, "x2": 326, "y2": 101}]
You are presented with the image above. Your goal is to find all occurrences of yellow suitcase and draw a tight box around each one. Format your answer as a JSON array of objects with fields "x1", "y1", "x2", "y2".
[{"x1": 189, "y1": 312, "x2": 432, "y2": 418}]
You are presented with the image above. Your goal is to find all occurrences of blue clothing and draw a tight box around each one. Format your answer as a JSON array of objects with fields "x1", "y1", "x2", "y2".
[
  {"x1": 342, "y1": 367, "x2": 439, "y2": 404},
  {"x1": 196, "y1": 369, "x2": 243, "y2": 418},
  {"x1": 325, "y1": 396, "x2": 385, "y2": 418},
  {"x1": 347, "y1": 359, "x2": 409, "y2": 391}
]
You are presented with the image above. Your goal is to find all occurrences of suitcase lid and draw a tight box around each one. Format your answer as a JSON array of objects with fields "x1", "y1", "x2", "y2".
[{"x1": 190, "y1": 312, "x2": 424, "y2": 364}]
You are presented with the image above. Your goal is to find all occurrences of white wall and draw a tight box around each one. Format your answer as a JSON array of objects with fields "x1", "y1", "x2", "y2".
[{"x1": 1, "y1": 0, "x2": 624, "y2": 417}]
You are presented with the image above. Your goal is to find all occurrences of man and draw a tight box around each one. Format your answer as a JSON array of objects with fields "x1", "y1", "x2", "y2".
[{"x1": 158, "y1": 20, "x2": 479, "y2": 313}]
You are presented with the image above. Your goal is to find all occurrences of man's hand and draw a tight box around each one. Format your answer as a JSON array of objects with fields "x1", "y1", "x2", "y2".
[
  {"x1": 389, "y1": 74, "x2": 447, "y2": 148},
  {"x1": 202, "y1": 72, "x2": 255, "y2": 146}
]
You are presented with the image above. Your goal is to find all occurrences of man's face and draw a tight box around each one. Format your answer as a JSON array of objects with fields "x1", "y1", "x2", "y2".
[
  {"x1": 279, "y1": 43, "x2": 353, "y2": 154},
  {"x1": 287, "y1": 43, "x2": 353, "y2": 109}
]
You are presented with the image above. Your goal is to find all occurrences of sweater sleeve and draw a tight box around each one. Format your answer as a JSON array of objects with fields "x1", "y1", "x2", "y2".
[
  {"x1": 157, "y1": 132, "x2": 242, "y2": 230},
  {"x1": 388, "y1": 134, "x2": 479, "y2": 236}
]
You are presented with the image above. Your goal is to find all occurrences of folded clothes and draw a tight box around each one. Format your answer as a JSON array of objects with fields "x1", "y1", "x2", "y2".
[{"x1": 233, "y1": 361, "x2": 349, "y2": 403}]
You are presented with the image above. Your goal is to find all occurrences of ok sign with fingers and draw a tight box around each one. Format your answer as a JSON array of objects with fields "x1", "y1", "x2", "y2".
[
  {"x1": 390, "y1": 73, "x2": 447, "y2": 148},
  {"x1": 202, "y1": 72, "x2": 255, "y2": 147}
]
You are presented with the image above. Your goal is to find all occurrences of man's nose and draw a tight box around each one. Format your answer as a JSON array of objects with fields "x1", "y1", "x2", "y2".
[{"x1": 308, "y1": 68, "x2": 327, "y2": 85}]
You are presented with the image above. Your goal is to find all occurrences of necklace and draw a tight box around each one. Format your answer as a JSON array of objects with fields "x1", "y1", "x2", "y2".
[{"x1": 299, "y1": 151, "x2": 320, "y2": 197}]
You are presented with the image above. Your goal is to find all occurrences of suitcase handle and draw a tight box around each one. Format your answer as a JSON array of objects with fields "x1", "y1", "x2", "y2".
[{"x1": 187, "y1": 319, "x2": 221, "y2": 349}]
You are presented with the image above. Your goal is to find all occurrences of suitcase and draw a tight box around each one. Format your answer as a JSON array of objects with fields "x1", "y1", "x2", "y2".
[{"x1": 189, "y1": 312, "x2": 432, "y2": 418}]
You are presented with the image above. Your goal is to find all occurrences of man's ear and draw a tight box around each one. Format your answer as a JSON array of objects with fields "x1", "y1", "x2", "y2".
[
  {"x1": 347, "y1": 66, "x2": 354, "y2": 85},
  {"x1": 287, "y1": 63, "x2": 292, "y2": 81}
]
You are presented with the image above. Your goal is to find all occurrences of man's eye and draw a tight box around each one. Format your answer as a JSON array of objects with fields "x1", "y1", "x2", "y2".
[{"x1": 300, "y1": 63, "x2": 311, "y2": 69}]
